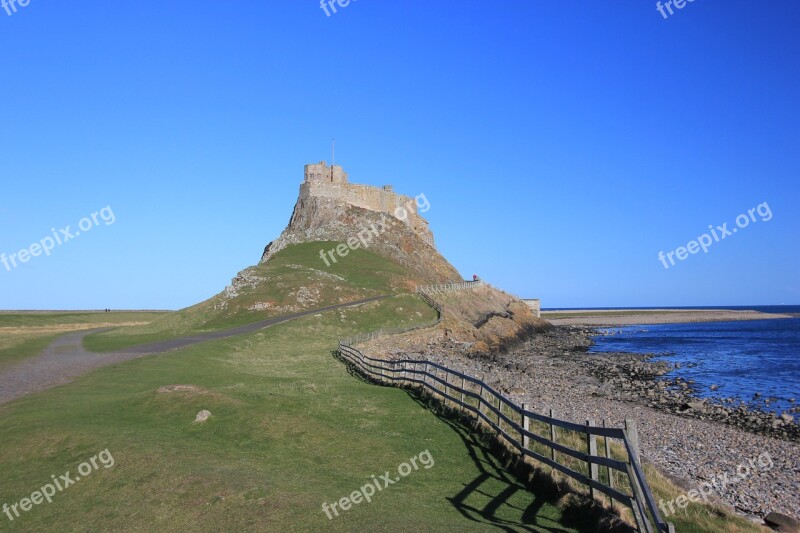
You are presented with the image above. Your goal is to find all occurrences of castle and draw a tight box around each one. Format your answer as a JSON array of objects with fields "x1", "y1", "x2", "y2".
[{"x1": 299, "y1": 162, "x2": 435, "y2": 247}]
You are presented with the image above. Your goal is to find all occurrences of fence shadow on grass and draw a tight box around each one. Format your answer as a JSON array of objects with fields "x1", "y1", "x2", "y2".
[
  {"x1": 404, "y1": 390, "x2": 623, "y2": 533},
  {"x1": 334, "y1": 347, "x2": 626, "y2": 532}
]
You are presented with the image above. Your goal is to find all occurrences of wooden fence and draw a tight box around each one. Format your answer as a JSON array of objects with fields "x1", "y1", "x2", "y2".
[
  {"x1": 417, "y1": 280, "x2": 484, "y2": 295},
  {"x1": 336, "y1": 342, "x2": 674, "y2": 533}
]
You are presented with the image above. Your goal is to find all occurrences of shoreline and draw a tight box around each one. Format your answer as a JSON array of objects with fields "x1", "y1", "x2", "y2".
[
  {"x1": 542, "y1": 309, "x2": 793, "y2": 326},
  {"x1": 365, "y1": 325, "x2": 800, "y2": 522}
]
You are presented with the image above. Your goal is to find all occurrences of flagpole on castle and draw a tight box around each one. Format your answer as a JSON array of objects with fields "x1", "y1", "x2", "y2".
[{"x1": 332, "y1": 138, "x2": 335, "y2": 166}]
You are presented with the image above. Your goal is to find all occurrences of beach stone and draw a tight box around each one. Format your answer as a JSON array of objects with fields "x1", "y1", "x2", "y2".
[
  {"x1": 764, "y1": 511, "x2": 799, "y2": 532},
  {"x1": 195, "y1": 410, "x2": 212, "y2": 423},
  {"x1": 780, "y1": 413, "x2": 794, "y2": 424},
  {"x1": 680, "y1": 400, "x2": 706, "y2": 412}
]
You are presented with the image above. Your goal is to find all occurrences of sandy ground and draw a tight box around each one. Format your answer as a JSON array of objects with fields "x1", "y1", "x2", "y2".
[
  {"x1": 543, "y1": 309, "x2": 793, "y2": 326},
  {"x1": 0, "y1": 323, "x2": 151, "y2": 335}
]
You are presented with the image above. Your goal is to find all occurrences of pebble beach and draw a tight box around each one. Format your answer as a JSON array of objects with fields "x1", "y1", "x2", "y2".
[{"x1": 367, "y1": 311, "x2": 800, "y2": 523}]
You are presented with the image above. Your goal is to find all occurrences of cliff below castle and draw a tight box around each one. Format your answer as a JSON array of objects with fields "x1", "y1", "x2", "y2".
[{"x1": 260, "y1": 162, "x2": 461, "y2": 284}]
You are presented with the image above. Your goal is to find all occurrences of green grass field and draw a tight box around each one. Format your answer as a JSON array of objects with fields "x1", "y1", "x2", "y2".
[{"x1": 0, "y1": 298, "x2": 579, "y2": 532}]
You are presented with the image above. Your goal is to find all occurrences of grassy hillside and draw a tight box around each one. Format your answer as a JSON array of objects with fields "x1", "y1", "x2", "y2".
[
  {"x1": 84, "y1": 242, "x2": 420, "y2": 352},
  {"x1": 0, "y1": 298, "x2": 578, "y2": 532}
]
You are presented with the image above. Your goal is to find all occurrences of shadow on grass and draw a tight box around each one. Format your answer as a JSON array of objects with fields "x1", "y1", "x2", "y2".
[{"x1": 332, "y1": 350, "x2": 633, "y2": 533}]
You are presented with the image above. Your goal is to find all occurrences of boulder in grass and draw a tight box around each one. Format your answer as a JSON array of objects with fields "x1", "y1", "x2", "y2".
[
  {"x1": 195, "y1": 410, "x2": 212, "y2": 423},
  {"x1": 764, "y1": 512, "x2": 800, "y2": 533}
]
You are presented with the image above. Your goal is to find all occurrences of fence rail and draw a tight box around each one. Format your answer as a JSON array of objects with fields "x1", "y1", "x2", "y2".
[
  {"x1": 417, "y1": 280, "x2": 484, "y2": 295},
  {"x1": 340, "y1": 293, "x2": 443, "y2": 347},
  {"x1": 336, "y1": 342, "x2": 673, "y2": 533},
  {"x1": 340, "y1": 317, "x2": 441, "y2": 346}
]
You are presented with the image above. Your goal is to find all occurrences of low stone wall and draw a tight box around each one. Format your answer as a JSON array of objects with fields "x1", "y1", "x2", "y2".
[{"x1": 523, "y1": 299, "x2": 541, "y2": 318}]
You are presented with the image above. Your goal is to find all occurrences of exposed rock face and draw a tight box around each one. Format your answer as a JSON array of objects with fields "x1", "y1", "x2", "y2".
[
  {"x1": 260, "y1": 164, "x2": 461, "y2": 284},
  {"x1": 433, "y1": 286, "x2": 550, "y2": 355},
  {"x1": 358, "y1": 286, "x2": 551, "y2": 358}
]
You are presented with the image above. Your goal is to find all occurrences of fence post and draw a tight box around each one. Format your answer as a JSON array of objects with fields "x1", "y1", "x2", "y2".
[
  {"x1": 477, "y1": 384, "x2": 484, "y2": 425},
  {"x1": 603, "y1": 419, "x2": 615, "y2": 512},
  {"x1": 522, "y1": 403, "x2": 530, "y2": 456},
  {"x1": 460, "y1": 377, "x2": 465, "y2": 408},
  {"x1": 549, "y1": 409, "x2": 557, "y2": 463},
  {"x1": 496, "y1": 395, "x2": 502, "y2": 431},
  {"x1": 625, "y1": 419, "x2": 641, "y2": 467},
  {"x1": 586, "y1": 419, "x2": 598, "y2": 500},
  {"x1": 443, "y1": 369, "x2": 449, "y2": 402}
]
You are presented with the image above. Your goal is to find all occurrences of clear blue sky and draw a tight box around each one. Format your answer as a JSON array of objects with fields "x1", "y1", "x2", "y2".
[{"x1": 1, "y1": 1, "x2": 798, "y2": 310}]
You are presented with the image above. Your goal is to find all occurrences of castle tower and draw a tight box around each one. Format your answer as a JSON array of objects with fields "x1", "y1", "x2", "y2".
[{"x1": 304, "y1": 161, "x2": 348, "y2": 184}]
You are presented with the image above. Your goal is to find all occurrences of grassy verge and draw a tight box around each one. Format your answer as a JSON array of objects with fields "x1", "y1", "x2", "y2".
[{"x1": 0, "y1": 298, "x2": 573, "y2": 532}]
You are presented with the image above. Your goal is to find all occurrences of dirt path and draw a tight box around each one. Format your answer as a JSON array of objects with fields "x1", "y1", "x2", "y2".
[{"x1": 0, "y1": 296, "x2": 386, "y2": 406}]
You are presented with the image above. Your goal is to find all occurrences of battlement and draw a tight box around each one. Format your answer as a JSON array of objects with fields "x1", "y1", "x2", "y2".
[{"x1": 304, "y1": 161, "x2": 348, "y2": 184}]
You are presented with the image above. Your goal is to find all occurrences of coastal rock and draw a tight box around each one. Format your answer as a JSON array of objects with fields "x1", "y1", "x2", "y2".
[
  {"x1": 681, "y1": 400, "x2": 706, "y2": 411},
  {"x1": 764, "y1": 511, "x2": 800, "y2": 532}
]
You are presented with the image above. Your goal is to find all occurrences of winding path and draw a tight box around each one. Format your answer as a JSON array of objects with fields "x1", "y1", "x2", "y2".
[{"x1": 0, "y1": 295, "x2": 387, "y2": 406}]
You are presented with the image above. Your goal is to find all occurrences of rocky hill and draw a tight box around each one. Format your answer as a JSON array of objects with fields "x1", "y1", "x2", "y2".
[
  {"x1": 260, "y1": 161, "x2": 462, "y2": 284},
  {"x1": 89, "y1": 162, "x2": 544, "y2": 350}
]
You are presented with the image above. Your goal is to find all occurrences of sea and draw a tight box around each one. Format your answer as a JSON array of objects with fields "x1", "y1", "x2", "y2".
[{"x1": 551, "y1": 306, "x2": 800, "y2": 416}]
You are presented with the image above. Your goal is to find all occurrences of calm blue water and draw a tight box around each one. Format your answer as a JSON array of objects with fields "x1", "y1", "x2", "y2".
[{"x1": 588, "y1": 306, "x2": 800, "y2": 415}]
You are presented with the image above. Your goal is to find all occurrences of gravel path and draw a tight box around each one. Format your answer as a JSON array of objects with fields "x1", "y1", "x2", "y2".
[{"x1": 0, "y1": 296, "x2": 387, "y2": 406}]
